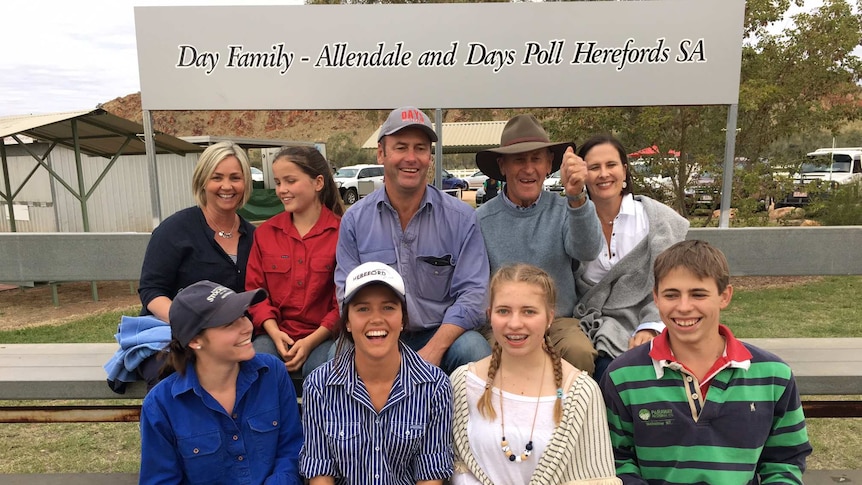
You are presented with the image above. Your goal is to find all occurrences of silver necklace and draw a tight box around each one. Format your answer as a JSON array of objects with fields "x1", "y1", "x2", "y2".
[{"x1": 209, "y1": 214, "x2": 237, "y2": 239}]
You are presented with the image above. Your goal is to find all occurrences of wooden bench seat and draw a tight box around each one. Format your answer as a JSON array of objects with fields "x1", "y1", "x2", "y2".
[{"x1": 1, "y1": 339, "x2": 860, "y2": 422}]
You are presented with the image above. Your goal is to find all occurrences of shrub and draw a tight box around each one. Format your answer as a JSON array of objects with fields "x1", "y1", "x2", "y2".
[{"x1": 807, "y1": 182, "x2": 862, "y2": 225}]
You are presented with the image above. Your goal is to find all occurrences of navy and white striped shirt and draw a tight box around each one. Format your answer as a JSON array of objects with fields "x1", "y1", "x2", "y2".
[{"x1": 300, "y1": 343, "x2": 454, "y2": 484}]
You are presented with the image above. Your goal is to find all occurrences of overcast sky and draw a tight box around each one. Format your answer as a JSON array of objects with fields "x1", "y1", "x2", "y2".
[{"x1": 0, "y1": 0, "x2": 846, "y2": 118}]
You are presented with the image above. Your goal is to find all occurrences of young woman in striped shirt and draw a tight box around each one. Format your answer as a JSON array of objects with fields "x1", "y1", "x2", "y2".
[{"x1": 300, "y1": 262, "x2": 454, "y2": 485}]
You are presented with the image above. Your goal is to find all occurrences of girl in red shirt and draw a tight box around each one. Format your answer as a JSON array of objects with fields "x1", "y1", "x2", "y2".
[{"x1": 246, "y1": 146, "x2": 344, "y2": 377}]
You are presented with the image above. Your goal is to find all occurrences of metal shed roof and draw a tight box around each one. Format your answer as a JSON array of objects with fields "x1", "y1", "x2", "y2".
[
  {"x1": 0, "y1": 109, "x2": 203, "y2": 157},
  {"x1": 362, "y1": 120, "x2": 507, "y2": 154},
  {"x1": 181, "y1": 135, "x2": 318, "y2": 149}
]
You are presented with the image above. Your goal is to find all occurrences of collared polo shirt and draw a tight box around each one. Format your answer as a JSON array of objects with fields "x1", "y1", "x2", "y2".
[{"x1": 649, "y1": 324, "x2": 753, "y2": 416}]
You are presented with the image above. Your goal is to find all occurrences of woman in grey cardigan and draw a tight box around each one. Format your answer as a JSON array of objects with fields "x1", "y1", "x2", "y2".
[{"x1": 574, "y1": 135, "x2": 689, "y2": 380}]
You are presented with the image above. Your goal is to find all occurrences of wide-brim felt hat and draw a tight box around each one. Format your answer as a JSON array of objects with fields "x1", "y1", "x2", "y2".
[{"x1": 476, "y1": 114, "x2": 573, "y2": 181}]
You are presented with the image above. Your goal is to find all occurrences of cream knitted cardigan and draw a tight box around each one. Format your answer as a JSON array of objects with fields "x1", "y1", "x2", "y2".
[{"x1": 451, "y1": 365, "x2": 621, "y2": 485}]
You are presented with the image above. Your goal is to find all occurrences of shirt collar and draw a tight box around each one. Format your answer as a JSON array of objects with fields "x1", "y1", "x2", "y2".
[
  {"x1": 500, "y1": 186, "x2": 542, "y2": 210},
  {"x1": 618, "y1": 193, "x2": 637, "y2": 218},
  {"x1": 171, "y1": 355, "x2": 270, "y2": 398},
  {"x1": 378, "y1": 185, "x2": 435, "y2": 213},
  {"x1": 649, "y1": 324, "x2": 752, "y2": 379},
  {"x1": 273, "y1": 206, "x2": 340, "y2": 237},
  {"x1": 323, "y1": 341, "x2": 437, "y2": 391}
]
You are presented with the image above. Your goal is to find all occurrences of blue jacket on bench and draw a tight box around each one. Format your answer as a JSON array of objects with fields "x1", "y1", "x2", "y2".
[{"x1": 104, "y1": 315, "x2": 171, "y2": 393}]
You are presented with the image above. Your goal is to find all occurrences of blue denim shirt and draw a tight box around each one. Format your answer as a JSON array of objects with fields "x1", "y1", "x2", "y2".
[
  {"x1": 300, "y1": 343, "x2": 454, "y2": 484},
  {"x1": 140, "y1": 353, "x2": 303, "y2": 485},
  {"x1": 335, "y1": 185, "x2": 489, "y2": 331}
]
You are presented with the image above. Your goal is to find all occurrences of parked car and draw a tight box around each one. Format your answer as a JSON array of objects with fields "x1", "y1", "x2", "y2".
[
  {"x1": 442, "y1": 170, "x2": 469, "y2": 191},
  {"x1": 542, "y1": 170, "x2": 563, "y2": 192},
  {"x1": 250, "y1": 166, "x2": 265, "y2": 189},
  {"x1": 687, "y1": 171, "x2": 720, "y2": 209},
  {"x1": 778, "y1": 147, "x2": 862, "y2": 207},
  {"x1": 464, "y1": 170, "x2": 488, "y2": 190},
  {"x1": 250, "y1": 166, "x2": 264, "y2": 182},
  {"x1": 475, "y1": 184, "x2": 486, "y2": 207},
  {"x1": 333, "y1": 164, "x2": 385, "y2": 204}
]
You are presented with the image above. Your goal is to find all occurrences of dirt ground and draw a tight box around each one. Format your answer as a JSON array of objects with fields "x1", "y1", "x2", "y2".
[
  {"x1": 0, "y1": 281, "x2": 142, "y2": 331},
  {"x1": 0, "y1": 275, "x2": 821, "y2": 332}
]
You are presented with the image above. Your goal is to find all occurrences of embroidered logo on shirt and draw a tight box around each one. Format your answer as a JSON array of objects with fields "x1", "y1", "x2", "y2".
[{"x1": 638, "y1": 408, "x2": 675, "y2": 426}]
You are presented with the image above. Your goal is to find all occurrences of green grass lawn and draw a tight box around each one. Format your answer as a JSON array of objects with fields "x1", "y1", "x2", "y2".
[{"x1": 0, "y1": 278, "x2": 859, "y2": 473}]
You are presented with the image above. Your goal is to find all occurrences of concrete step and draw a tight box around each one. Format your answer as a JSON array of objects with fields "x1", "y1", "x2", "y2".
[
  {"x1": 0, "y1": 469, "x2": 856, "y2": 484},
  {"x1": 0, "y1": 474, "x2": 136, "y2": 484},
  {"x1": 804, "y1": 469, "x2": 862, "y2": 484}
]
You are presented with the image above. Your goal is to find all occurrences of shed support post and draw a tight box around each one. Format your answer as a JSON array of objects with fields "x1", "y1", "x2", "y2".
[
  {"x1": 143, "y1": 110, "x2": 162, "y2": 229},
  {"x1": 719, "y1": 104, "x2": 739, "y2": 228}
]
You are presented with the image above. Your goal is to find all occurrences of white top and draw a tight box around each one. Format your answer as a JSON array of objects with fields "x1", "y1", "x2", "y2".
[
  {"x1": 451, "y1": 369, "x2": 561, "y2": 485},
  {"x1": 582, "y1": 194, "x2": 649, "y2": 284}
]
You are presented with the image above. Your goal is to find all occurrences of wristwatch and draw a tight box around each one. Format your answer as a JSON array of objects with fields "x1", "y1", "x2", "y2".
[{"x1": 566, "y1": 186, "x2": 588, "y2": 203}]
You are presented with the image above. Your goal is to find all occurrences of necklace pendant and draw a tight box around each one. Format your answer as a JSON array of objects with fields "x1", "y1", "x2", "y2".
[{"x1": 218, "y1": 231, "x2": 232, "y2": 239}]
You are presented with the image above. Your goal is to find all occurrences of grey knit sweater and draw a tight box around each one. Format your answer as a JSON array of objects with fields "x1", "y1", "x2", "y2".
[
  {"x1": 476, "y1": 192, "x2": 602, "y2": 317},
  {"x1": 574, "y1": 195, "x2": 689, "y2": 358}
]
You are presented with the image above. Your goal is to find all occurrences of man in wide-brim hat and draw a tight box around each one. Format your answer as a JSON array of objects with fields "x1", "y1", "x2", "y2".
[{"x1": 475, "y1": 114, "x2": 603, "y2": 374}]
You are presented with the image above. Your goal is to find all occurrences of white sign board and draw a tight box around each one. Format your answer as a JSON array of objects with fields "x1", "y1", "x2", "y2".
[{"x1": 135, "y1": 1, "x2": 744, "y2": 110}]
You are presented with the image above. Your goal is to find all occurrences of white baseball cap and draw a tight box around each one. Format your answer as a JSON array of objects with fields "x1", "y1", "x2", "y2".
[{"x1": 343, "y1": 262, "x2": 406, "y2": 309}]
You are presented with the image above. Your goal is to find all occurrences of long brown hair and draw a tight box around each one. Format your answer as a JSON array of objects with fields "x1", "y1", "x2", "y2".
[
  {"x1": 272, "y1": 146, "x2": 344, "y2": 217},
  {"x1": 477, "y1": 264, "x2": 564, "y2": 424},
  {"x1": 159, "y1": 339, "x2": 197, "y2": 377}
]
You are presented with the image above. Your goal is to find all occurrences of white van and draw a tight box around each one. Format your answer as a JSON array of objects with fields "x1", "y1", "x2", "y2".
[{"x1": 779, "y1": 147, "x2": 862, "y2": 207}]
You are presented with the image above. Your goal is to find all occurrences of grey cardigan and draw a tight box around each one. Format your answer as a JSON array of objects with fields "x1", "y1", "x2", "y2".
[{"x1": 574, "y1": 195, "x2": 689, "y2": 358}]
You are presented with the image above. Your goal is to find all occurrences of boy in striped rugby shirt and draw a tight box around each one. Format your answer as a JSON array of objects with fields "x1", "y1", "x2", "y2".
[{"x1": 600, "y1": 240, "x2": 811, "y2": 484}]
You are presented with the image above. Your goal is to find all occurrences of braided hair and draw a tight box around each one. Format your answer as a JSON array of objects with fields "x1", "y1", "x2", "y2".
[{"x1": 478, "y1": 264, "x2": 564, "y2": 424}]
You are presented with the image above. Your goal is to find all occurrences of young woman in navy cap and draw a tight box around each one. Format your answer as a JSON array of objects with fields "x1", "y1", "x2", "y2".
[{"x1": 139, "y1": 280, "x2": 303, "y2": 485}]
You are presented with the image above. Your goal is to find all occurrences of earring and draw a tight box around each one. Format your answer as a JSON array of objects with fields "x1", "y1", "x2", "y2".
[
  {"x1": 622, "y1": 181, "x2": 628, "y2": 189},
  {"x1": 195, "y1": 345, "x2": 202, "y2": 350}
]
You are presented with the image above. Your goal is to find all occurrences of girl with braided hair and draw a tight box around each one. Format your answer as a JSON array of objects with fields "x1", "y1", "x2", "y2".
[{"x1": 450, "y1": 264, "x2": 620, "y2": 485}]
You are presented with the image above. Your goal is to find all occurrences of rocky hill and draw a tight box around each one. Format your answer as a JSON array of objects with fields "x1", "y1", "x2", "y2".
[
  {"x1": 100, "y1": 92, "x2": 388, "y2": 146},
  {"x1": 99, "y1": 93, "x2": 511, "y2": 148}
]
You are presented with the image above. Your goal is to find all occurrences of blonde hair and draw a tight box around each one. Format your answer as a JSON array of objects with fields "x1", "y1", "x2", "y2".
[
  {"x1": 477, "y1": 264, "x2": 564, "y2": 424},
  {"x1": 191, "y1": 141, "x2": 253, "y2": 209}
]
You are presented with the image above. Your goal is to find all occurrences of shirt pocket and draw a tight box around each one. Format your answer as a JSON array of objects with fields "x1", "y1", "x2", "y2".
[
  {"x1": 415, "y1": 256, "x2": 454, "y2": 302},
  {"x1": 386, "y1": 420, "x2": 426, "y2": 463},
  {"x1": 324, "y1": 421, "x2": 362, "y2": 472},
  {"x1": 262, "y1": 255, "x2": 291, "y2": 275},
  {"x1": 177, "y1": 430, "x2": 227, "y2": 484},
  {"x1": 261, "y1": 255, "x2": 291, "y2": 306},
  {"x1": 247, "y1": 407, "x2": 282, "y2": 466},
  {"x1": 307, "y1": 257, "x2": 336, "y2": 300}
]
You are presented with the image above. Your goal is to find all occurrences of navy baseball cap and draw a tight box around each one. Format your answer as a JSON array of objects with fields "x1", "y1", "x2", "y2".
[
  {"x1": 169, "y1": 280, "x2": 267, "y2": 347},
  {"x1": 377, "y1": 106, "x2": 438, "y2": 143}
]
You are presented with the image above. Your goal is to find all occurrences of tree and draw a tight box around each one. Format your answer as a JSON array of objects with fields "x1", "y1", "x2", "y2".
[{"x1": 325, "y1": 132, "x2": 374, "y2": 168}]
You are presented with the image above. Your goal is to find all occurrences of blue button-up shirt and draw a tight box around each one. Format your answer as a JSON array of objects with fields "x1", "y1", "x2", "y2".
[
  {"x1": 140, "y1": 354, "x2": 303, "y2": 485},
  {"x1": 300, "y1": 343, "x2": 454, "y2": 484},
  {"x1": 335, "y1": 185, "x2": 489, "y2": 331}
]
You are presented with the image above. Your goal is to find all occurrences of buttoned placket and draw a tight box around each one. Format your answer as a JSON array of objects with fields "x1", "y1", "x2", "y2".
[{"x1": 351, "y1": 360, "x2": 411, "y2": 484}]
